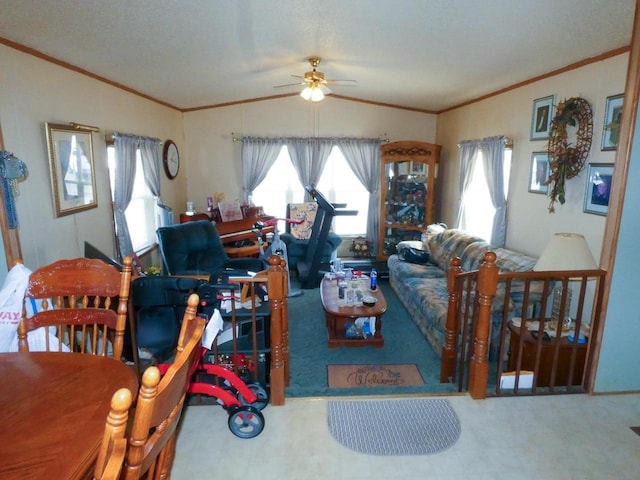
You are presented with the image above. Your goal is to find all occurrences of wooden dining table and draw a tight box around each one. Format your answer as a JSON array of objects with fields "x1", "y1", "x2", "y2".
[{"x1": 0, "y1": 351, "x2": 138, "y2": 479}]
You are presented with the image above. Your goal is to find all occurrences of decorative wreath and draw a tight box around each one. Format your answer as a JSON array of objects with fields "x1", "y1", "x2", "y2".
[{"x1": 546, "y1": 97, "x2": 593, "y2": 212}]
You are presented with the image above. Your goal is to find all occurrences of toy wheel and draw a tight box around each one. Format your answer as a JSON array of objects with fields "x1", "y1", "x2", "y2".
[
  {"x1": 237, "y1": 382, "x2": 269, "y2": 411},
  {"x1": 228, "y1": 406, "x2": 265, "y2": 439}
]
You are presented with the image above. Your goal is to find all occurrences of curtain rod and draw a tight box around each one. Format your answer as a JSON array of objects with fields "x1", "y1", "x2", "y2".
[
  {"x1": 231, "y1": 132, "x2": 389, "y2": 143},
  {"x1": 110, "y1": 132, "x2": 161, "y2": 143},
  {"x1": 457, "y1": 136, "x2": 512, "y2": 148}
]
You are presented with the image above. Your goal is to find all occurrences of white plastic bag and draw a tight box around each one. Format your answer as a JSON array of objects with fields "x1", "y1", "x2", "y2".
[
  {"x1": 0, "y1": 263, "x2": 32, "y2": 352},
  {"x1": 0, "y1": 262, "x2": 68, "y2": 352}
]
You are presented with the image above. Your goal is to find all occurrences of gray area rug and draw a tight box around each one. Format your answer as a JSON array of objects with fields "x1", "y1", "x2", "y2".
[{"x1": 327, "y1": 398, "x2": 461, "y2": 455}]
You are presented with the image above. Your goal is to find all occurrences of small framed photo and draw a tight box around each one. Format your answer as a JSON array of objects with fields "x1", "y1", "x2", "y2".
[
  {"x1": 531, "y1": 95, "x2": 555, "y2": 140},
  {"x1": 529, "y1": 152, "x2": 550, "y2": 194},
  {"x1": 410, "y1": 161, "x2": 425, "y2": 175},
  {"x1": 584, "y1": 163, "x2": 614, "y2": 215},
  {"x1": 601, "y1": 94, "x2": 624, "y2": 151}
]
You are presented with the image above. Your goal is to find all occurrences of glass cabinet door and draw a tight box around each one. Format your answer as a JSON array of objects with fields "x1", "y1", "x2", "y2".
[{"x1": 381, "y1": 160, "x2": 429, "y2": 256}]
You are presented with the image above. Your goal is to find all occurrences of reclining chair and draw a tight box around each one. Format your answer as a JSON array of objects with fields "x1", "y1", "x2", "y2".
[{"x1": 157, "y1": 220, "x2": 265, "y2": 281}]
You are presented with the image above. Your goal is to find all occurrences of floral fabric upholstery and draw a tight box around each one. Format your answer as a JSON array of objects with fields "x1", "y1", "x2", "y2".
[
  {"x1": 427, "y1": 229, "x2": 485, "y2": 271},
  {"x1": 288, "y1": 202, "x2": 317, "y2": 240},
  {"x1": 387, "y1": 229, "x2": 537, "y2": 358}
]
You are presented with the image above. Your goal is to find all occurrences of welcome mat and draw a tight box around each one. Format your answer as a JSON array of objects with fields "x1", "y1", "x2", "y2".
[
  {"x1": 328, "y1": 398, "x2": 461, "y2": 455},
  {"x1": 327, "y1": 364, "x2": 425, "y2": 388}
]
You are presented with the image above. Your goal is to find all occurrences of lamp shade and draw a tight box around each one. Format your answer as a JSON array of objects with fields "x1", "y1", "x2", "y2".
[{"x1": 533, "y1": 233, "x2": 597, "y2": 271}]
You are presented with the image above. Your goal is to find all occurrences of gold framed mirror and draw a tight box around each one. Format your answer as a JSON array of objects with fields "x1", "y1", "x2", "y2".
[{"x1": 45, "y1": 122, "x2": 97, "y2": 217}]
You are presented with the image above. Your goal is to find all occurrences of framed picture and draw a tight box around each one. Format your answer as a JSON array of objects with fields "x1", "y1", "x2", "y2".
[
  {"x1": 584, "y1": 163, "x2": 614, "y2": 215},
  {"x1": 45, "y1": 123, "x2": 97, "y2": 217},
  {"x1": 528, "y1": 152, "x2": 550, "y2": 194},
  {"x1": 218, "y1": 200, "x2": 244, "y2": 222},
  {"x1": 410, "y1": 161, "x2": 425, "y2": 175},
  {"x1": 530, "y1": 95, "x2": 555, "y2": 140},
  {"x1": 601, "y1": 94, "x2": 624, "y2": 151}
]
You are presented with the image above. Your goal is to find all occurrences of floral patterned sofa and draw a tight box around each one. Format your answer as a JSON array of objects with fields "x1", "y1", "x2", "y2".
[{"x1": 387, "y1": 228, "x2": 537, "y2": 358}]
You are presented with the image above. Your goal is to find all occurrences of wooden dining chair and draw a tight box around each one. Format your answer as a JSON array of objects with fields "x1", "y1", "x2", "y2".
[
  {"x1": 17, "y1": 256, "x2": 133, "y2": 359},
  {"x1": 92, "y1": 387, "x2": 134, "y2": 480},
  {"x1": 122, "y1": 292, "x2": 205, "y2": 480}
]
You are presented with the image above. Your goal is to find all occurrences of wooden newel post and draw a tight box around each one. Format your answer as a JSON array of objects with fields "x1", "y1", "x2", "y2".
[
  {"x1": 279, "y1": 256, "x2": 290, "y2": 386},
  {"x1": 441, "y1": 257, "x2": 462, "y2": 383},
  {"x1": 267, "y1": 254, "x2": 287, "y2": 405},
  {"x1": 468, "y1": 251, "x2": 498, "y2": 399}
]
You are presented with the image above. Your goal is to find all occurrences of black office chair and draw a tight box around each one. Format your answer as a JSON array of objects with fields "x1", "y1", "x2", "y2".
[{"x1": 156, "y1": 220, "x2": 265, "y2": 281}]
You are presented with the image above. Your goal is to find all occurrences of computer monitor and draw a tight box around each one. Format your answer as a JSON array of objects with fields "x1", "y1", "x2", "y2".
[{"x1": 83, "y1": 241, "x2": 123, "y2": 271}]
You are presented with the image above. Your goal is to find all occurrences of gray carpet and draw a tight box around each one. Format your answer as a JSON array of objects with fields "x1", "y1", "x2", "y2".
[
  {"x1": 327, "y1": 398, "x2": 461, "y2": 455},
  {"x1": 286, "y1": 278, "x2": 458, "y2": 397}
]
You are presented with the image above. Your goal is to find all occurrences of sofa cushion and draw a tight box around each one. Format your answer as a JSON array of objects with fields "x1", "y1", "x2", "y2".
[
  {"x1": 428, "y1": 229, "x2": 486, "y2": 271},
  {"x1": 493, "y1": 247, "x2": 537, "y2": 273},
  {"x1": 459, "y1": 241, "x2": 493, "y2": 271},
  {"x1": 389, "y1": 274, "x2": 450, "y2": 357},
  {"x1": 387, "y1": 254, "x2": 444, "y2": 281}
]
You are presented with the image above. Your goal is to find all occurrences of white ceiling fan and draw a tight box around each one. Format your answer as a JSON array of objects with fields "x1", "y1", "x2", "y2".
[{"x1": 274, "y1": 57, "x2": 357, "y2": 102}]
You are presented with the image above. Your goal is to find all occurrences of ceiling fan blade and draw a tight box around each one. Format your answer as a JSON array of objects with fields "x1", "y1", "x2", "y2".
[
  {"x1": 320, "y1": 85, "x2": 332, "y2": 95},
  {"x1": 326, "y1": 79, "x2": 358, "y2": 86},
  {"x1": 274, "y1": 82, "x2": 306, "y2": 89}
]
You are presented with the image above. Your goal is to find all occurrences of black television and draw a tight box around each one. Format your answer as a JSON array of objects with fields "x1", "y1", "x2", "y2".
[{"x1": 83, "y1": 241, "x2": 123, "y2": 271}]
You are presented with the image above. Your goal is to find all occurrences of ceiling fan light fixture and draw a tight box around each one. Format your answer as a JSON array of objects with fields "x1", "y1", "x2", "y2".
[
  {"x1": 300, "y1": 86, "x2": 313, "y2": 101},
  {"x1": 300, "y1": 84, "x2": 325, "y2": 102},
  {"x1": 310, "y1": 86, "x2": 325, "y2": 102}
]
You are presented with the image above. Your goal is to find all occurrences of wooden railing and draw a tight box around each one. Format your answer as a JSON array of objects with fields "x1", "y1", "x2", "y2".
[
  {"x1": 225, "y1": 254, "x2": 289, "y2": 406},
  {"x1": 442, "y1": 252, "x2": 606, "y2": 399}
]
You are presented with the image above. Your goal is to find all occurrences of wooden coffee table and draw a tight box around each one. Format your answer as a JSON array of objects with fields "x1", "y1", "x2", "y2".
[{"x1": 320, "y1": 276, "x2": 387, "y2": 348}]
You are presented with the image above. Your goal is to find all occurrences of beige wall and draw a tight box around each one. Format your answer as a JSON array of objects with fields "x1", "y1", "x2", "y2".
[
  {"x1": 437, "y1": 53, "x2": 628, "y2": 261},
  {"x1": 0, "y1": 45, "x2": 184, "y2": 269},
  {"x1": 1, "y1": 41, "x2": 627, "y2": 271},
  {"x1": 182, "y1": 97, "x2": 437, "y2": 211}
]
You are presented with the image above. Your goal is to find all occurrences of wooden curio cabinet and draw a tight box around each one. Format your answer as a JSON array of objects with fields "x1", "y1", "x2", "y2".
[{"x1": 378, "y1": 140, "x2": 441, "y2": 259}]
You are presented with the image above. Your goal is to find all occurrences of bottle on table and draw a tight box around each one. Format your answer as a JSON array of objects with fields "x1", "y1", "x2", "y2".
[{"x1": 370, "y1": 268, "x2": 377, "y2": 291}]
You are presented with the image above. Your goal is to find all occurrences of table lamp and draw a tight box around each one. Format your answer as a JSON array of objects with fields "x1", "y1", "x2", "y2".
[{"x1": 533, "y1": 233, "x2": 597, "y2": 321}]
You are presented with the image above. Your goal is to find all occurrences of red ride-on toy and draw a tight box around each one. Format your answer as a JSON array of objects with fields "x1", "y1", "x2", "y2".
[{"x1": 159, "y1": 342, "x2": 268, "y2": 438}]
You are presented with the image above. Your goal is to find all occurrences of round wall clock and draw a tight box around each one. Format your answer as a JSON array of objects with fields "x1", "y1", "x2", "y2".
[{"x1": 163, "y1": 140, "x2": 180, "y2": 179}]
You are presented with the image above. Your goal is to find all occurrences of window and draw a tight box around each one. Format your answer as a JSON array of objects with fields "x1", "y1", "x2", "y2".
[
  {"x1": 107, "y1": 147, "x2": 158, "y2": 252},
  {"x1": 316, "y1": 148, "x2": 368, "y2": 235},
  {"x1": 459, "y1": 148, "x2": 511, "y2": 242},
  {"x1": 252, "y1": 146, "x2": 369, "y2": 235},
  {"x1": 251, "y1": 146, "x2": 305, "y2": 219}
]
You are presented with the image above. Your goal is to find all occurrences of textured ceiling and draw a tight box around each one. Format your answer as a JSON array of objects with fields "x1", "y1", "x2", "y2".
[{"x1": 0, "y1": 0, "x2": 635, "y2": 112}]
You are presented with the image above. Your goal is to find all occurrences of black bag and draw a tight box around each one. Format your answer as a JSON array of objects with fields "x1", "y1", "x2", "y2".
[
  {"x1": 397, "y1": 241, "x2": 431, "y2": 264},
  {"x1": 399, "y1": 247, "x2": 431, "y2": 264}
]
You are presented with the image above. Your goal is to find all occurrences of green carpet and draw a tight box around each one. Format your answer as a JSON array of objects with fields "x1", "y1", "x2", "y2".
[{"x1": 285, "y1": 279, "x2": 458, "y2": 397}]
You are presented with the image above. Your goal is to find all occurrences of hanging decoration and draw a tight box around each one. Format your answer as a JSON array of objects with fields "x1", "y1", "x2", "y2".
[
  {"x1": 546, "y1": 97, "x2": 593, "y2": 212},
  {"x1": 0, "y1": 150, "x2": 28, "y2": 228}
]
